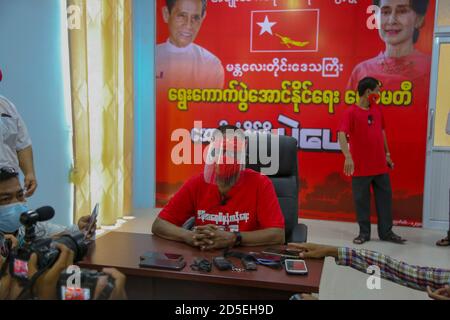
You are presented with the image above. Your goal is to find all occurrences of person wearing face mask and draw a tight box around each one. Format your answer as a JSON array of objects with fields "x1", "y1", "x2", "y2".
[
  {"x1": 0, "y1": 167, "x2": 94, "y2": 243},
  {"x1": 0, "y1": 68, "x2": 37, "y2": 197},
  {"x1": 152, "y1": 125, "x2": 285, "y2": 250},
  {"x1": 338, "y1": 77, "x2": 406, "y2": 245},
  {"x1": 348, "y1": 0, "x2": 431, "y2": 91}
]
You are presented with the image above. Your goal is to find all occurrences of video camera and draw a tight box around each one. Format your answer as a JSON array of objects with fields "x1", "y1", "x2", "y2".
[
  {"x1": 1, "y1": 206, "x2": 116, "y2": 300},
  {"x1": 58, "y1": 268, "x2": 115, "y2": 300},
  {"x1": 7, "y1": 206, "x2": 89, "y2": 282}
]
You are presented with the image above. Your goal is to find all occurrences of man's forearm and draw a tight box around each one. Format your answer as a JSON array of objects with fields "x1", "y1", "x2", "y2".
[
  {"x1": 151, "y1": 218, "x2": 192, "y2": 243},
  {"x1": 338, "y1": 132, "x2": 351, "y2": 158},
  {"x1": 241, "y1": 228, "x2": 285, "y2": 247},
  {"x1": 17, "y1": 146, "x2": 35, "y2": 176},
  {"x1": 336, "y1": 247, "x2": 450, "y2": 291},
  {"x1": 382, "y1": 131, "x2": 390, "y2": 155}
]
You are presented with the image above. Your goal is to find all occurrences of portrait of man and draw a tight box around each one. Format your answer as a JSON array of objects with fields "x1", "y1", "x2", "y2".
[{"x1": 156, "y1": 0, "x2": 225, "y2": 92}]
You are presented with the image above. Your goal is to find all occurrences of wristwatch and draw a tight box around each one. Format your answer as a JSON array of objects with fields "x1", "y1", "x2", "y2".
[{"x1": 233, "y1": 232, "x2": 242, "y2": 247}]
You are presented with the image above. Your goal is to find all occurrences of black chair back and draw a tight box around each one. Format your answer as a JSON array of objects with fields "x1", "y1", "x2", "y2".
[{"x1": 245, "y1": 133, "x2": 299, "y2": 242}]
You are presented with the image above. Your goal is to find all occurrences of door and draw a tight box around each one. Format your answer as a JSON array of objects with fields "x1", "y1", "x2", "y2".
[{"x1": 423, "y1": 36, "x2": 450, "y2": 230}]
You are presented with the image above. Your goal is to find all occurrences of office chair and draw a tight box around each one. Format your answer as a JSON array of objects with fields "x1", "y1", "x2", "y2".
[{"x1": 245, "y1": 132, "x2": 307, "y2": 243}]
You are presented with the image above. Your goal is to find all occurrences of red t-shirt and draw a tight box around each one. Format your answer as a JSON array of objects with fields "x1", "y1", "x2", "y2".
[
  {"x1": 158, "y1": 169, "x2": 285, "y2": 232},
  {"x1": 339, "y1": 105, "x2": 389, "y2": 177}
]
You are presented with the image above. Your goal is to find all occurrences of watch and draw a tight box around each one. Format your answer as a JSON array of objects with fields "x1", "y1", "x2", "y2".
[{"x1": 233, "y1": 232, "x2": 242, "y2": 247}]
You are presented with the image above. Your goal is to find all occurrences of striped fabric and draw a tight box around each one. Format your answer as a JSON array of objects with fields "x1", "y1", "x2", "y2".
[{"x1": 336, "y1": 247, "x2": 450, "y2": 291}]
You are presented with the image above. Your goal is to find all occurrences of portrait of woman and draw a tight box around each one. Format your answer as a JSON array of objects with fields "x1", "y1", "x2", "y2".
[{"x1": 348, "y1": 0, "x2": 431, "y2": 90}]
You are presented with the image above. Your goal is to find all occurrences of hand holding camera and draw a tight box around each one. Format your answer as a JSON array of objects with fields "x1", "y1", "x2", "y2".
[
  {"x1": 1, "y1": 206, "x2": 127, "y2": 300},
  {"x1": 28, "y1": 243, "x2": 74, "y2": 300},
  {"x1": 57, "y1": 267, "x2": 126, "y2": 300},
  {"x1": 96, "y1": 268, "x2": 127, "y2": 300},
  {"x1": 0, "y1": 234, "x2": 18, "y2": 300},
  {"x1": 6, "y1": 206, "x2": 90, "y2": 299}
]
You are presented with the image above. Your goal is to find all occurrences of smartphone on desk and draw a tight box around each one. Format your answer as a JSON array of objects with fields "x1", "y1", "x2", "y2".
[
  {"x1": 285, "y1": 259, "x2": 308, "y2": 275},
  {"x1": 139, "y1": 257, "x2": 186, "y2": 271},
  {"x1": 140, "y1": 252, "x2": 184, "y2": 261}
]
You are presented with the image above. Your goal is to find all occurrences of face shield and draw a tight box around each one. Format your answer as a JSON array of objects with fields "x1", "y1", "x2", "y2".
[{"x1": 204, "y1": 132, "x2": 246, "y2": 187}]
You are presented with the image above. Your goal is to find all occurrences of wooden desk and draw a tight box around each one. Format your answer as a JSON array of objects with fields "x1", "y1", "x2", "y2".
[{"x1": 79, "y1": 232, "x2": 324, "y2": 300}]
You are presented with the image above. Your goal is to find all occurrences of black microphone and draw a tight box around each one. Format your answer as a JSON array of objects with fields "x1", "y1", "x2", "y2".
[{"x1": 20, "y1": 206, "x2": 55, "y2": 226}]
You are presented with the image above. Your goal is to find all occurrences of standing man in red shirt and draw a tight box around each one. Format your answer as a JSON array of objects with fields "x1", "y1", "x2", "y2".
[
  {"x1": 152, "y1": 125, "x2": 285, "y2": 250},
  {"x1": 338, "y1": 77, "x2": 406, "y2": 245}
]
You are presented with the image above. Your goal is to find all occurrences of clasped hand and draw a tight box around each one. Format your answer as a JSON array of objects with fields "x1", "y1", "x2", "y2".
[{"x1": 189, "y1": 225, "x2": 236, "y2": 251}]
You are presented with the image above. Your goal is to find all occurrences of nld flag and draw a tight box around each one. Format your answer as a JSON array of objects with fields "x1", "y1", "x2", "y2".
[{"x1": 251, "y1": 9, "x2": 320, "y2": 52}]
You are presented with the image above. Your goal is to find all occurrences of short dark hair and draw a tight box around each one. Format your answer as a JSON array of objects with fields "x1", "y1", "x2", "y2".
[
  {"x1": 357, "y1": 77, "x2": 382, "y2": 96},
  {"x1": 166, "y1": 0, "x2": 207, "y2": 17},
  {"x1": 373, "y1": 0, "x2": 429, "y2": 43},
  {"x1": 0, "y1": 167, "x2": 18, "y2": 183}
]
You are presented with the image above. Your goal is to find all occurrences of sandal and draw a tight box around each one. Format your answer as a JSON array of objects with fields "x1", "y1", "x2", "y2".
[
  {"x1": 381, "y1": 233, "x2": 406, "y2": 244},
  {"x1": 353, "y1": 235, "x2": 370, "y2": 245},
  {"x1": 436, "y1": 237, "x2": 450, "y2": 247}
]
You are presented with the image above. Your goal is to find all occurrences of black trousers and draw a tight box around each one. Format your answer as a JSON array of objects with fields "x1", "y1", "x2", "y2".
[{"x1": 351, "y1": 174, "x2": 394, "y2": 239}]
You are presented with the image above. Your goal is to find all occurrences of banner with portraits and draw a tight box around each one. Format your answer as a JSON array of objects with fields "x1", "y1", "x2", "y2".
[{"x1": 155, "y1": 0, "x2": 436, "y2": 226}]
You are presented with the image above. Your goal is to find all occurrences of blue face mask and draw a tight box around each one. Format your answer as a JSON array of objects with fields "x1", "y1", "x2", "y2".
[{"x1": 0, "y1": 203, "x2": 28, "y2": 233}]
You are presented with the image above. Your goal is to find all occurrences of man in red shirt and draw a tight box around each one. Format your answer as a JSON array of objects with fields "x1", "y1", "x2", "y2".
[
  {"x1": 152, "y1": 125, "x2": 285, "y2": 250},
  {"x1": 338, "y1": 77, "x2": 406, "y2": 245}
]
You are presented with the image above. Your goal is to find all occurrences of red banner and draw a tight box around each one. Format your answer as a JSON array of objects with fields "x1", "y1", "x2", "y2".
[{"x1": 155, "y1": 0, "x2": 436, "y2": 227}]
